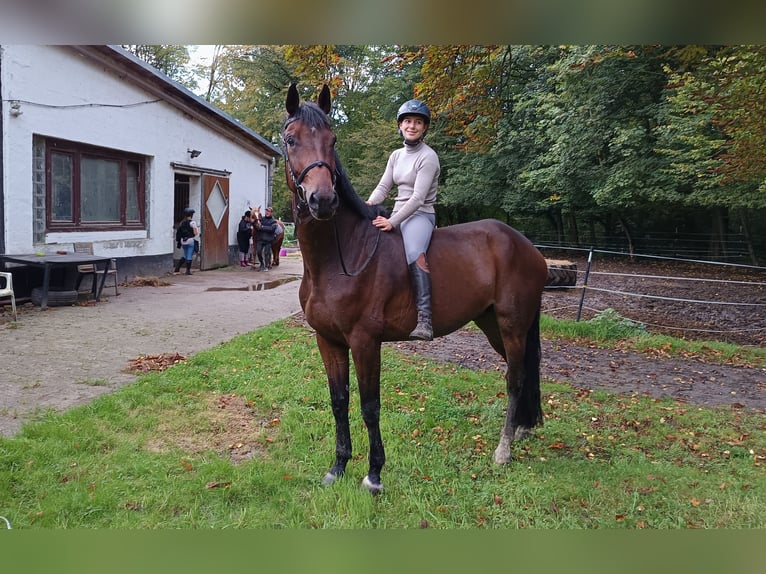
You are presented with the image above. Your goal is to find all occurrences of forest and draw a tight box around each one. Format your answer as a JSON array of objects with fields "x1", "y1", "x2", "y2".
[{"x1": 125, "y1": 45, "x2": 766, "y2": 265}]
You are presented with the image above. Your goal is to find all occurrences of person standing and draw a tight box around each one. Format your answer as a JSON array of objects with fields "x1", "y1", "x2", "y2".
[
  {"x1": 237, "y1": 210, "x2": 253, "y2": 267},
  {"x1": 366, "y1": 99, "x2": 440, "y2": 340},
  {"x1": 174, "y1": 207, "x2": 199, "y2": 276},
  {"x1": 253, "y1": 206, "x2": 278, "y2": 271}
]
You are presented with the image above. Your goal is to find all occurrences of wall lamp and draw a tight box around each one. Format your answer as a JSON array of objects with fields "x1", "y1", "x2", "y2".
[
  {"x1": 187, "y1": 148, "x2": 202, "y2": 158},
  {"x1": 9, "y1": 101, "x2": 22, "y2": 117}
]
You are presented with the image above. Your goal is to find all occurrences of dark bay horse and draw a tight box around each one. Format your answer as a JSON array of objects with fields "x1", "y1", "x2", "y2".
[{"x1": 282, "y1": 84, "x2": 548, "y2": 493}]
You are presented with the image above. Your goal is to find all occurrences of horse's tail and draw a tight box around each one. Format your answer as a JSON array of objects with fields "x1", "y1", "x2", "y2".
[{"x1": 517, "y1": 305, "x2": 543, "y2": 428}]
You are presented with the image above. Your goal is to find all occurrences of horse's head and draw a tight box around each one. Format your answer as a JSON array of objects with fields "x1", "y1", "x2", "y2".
[{"x1": 283, "y1": 84, "x2": 339, "y2": 221}]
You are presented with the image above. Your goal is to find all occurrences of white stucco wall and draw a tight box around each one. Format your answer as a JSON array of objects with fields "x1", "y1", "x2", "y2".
[{"x1": 1, "y1": 45, "x2": 275, "y2": 259}]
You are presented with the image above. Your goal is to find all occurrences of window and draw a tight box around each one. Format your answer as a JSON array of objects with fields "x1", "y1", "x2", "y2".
[{"x1": 46, "y1": 138, "x2": 146, "y2": 230}]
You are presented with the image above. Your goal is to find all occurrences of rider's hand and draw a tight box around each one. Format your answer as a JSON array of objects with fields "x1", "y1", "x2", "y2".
[{"x1": 372, "y1": 216, "x2": 393, "y2": 232}]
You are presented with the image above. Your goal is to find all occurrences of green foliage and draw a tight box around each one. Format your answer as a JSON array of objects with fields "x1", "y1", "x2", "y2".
[
  {"x1": 179, "y1": 45, "x2": 766, "y2": 257},
  {"x1": 123, "y1": 45, "x2": 197, "y2": 91}
]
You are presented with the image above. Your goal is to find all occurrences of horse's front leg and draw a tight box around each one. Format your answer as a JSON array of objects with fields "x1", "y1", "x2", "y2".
[
  {"x1": 351, "y1": 339, "x2": 385, "y2": 494},
  {"x1": 315, "y1": 334, "x2": 352, "y2": 485}
]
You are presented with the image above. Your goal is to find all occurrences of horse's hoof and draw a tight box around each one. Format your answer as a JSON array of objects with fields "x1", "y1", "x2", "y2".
[
  {"x1": 362, "y1": 475, "x2": 383, "y2": 495},
  {"x1": 322, "y1": 472, "x2": 339, "y2": 486},
  {"x1": 493, "y1": 447, "x2": 512, "y2": 465}
]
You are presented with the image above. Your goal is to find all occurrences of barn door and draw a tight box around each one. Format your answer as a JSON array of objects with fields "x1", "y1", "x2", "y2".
[{"x1": 201, "y1": 174, "x2": 230, "y2": 270}]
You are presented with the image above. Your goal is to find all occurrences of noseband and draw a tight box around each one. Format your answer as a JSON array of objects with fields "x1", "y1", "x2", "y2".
[
  {"x1": 281, "y1": 122, "x2": 337, "y2": 210},
  {"x1": 281, "y1": 117, "x2": 379, "y2": 276}
]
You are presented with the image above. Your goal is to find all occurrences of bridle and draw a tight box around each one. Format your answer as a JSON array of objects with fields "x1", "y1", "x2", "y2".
[
  {"x1": 281, "y1": 117, "x2": 337, "y2": 212},
  {"x1": 281, "y1": 116, "x2": 379, "y2": 277}
]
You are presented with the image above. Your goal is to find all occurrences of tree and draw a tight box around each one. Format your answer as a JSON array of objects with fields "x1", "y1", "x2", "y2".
[{"x1": 122, "y1": 45, "x2": 197, "y2": 90}]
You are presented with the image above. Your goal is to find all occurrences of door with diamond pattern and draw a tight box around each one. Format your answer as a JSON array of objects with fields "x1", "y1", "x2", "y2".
[{"x1": 201, "y1": 175, "x2": 230, "y2": 270}]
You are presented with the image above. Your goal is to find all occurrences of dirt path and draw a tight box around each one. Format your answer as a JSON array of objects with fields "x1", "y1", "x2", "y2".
[
  {"x1": 0, "y1": 257, "x2": 304, "y2": 436},
  {"x1": 391, "y1": 330, "x2": 766, "y2": 412},
  {"x1": 1, "y1": 254, "x2": 764, "y2": 438}
]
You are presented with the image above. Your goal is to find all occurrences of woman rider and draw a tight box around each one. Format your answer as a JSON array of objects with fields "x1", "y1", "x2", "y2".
[{"x1": 366, "y1": 99, "x2": 440, "y2": 341}]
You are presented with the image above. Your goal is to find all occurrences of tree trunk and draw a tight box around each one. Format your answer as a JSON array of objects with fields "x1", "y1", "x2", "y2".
[
  {"x1": 709, "y1": 207, "x2": 728, "y2": 260},
  {"x1": 546, "y1": 209, "x2": 564, "y2": 244},
  {"x1": 565, "y1": 210, "x2": 579, "y2": 246},
  {"x1": 736, "y1": 208, "x2": 760, "y2": 266},
  {"x1": 617, "y1": 216, "x2": 635, "y2": 258}
]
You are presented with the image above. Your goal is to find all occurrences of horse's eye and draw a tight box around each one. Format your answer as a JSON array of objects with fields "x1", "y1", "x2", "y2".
[{"x1": 285, "y1": 135, "x2": 296, "y2": 147}]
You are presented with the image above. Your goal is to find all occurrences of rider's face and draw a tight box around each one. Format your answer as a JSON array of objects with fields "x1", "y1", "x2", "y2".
[{"x1": 399, "y1": 115, "x2": 427, "y2": 142}]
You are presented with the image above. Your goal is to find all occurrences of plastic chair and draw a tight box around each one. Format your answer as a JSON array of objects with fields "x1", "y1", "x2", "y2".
[
  {"x1": 73, "y1": 242, "x2": 119, "y2": 296},
  {"x1": 0, "y1": 271, "x2": 17, "y2": 321}
]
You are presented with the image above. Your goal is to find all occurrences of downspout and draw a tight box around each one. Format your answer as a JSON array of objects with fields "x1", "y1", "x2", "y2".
[
  {"x1": 0, "y1": 45, "x2": 6, "y2": 254},
  {"x1": 0, "y1": 45, "x2": 5, "y2": 253}
]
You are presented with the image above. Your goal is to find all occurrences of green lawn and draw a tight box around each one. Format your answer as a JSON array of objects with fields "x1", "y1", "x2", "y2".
[{"x1": 1, "y1": 319, "x2": 763, "y2": 529}]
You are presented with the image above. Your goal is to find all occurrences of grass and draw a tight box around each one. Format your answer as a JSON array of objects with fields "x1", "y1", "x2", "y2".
[
  {"x1": 0, "y1": 319, "x2": 763, "y2": 529},
  {"x1": 541, "y1": 310, "x2": 766, "y2": 368}
]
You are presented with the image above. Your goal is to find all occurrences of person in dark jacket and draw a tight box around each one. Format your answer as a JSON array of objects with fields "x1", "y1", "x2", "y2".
[
  {"x1": 253, "y1": 206, "x2": 278, "y2": 271},
  {"x1": 236, "y1": 210, "x2": 253, "y2": 267},
  {"x1": 174, "y1": 207, "x2": 199, "y2": 276}
]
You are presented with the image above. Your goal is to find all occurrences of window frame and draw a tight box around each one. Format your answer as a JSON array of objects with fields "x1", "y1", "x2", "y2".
[{"x1": 45, "y1": 138, "x2": 146, "y2": 231}]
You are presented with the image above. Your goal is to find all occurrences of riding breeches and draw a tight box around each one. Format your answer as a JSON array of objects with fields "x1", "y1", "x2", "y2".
[{"x1": 398, "y1": 211, "x2": 436, "y2": 264}]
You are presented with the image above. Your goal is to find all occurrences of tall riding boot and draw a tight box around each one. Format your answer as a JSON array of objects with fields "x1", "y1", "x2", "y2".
[
  {"x1": 408, "y1": 254, "x2": 433, "y2": 341},
  {"x1": 185, "y1": 260, "x2": 192, "y2": 275},
  {"x1": 174, "y1": 257, "x2": 185, "y2": 274}
]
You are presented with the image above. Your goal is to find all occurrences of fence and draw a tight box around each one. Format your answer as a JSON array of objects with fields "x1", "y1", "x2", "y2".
[
  {"x1": 529, "y1": 228, "x2": 765, "y2": 265},
  {"x1": 537, "y1": 245, "x2": 766, "y2": 347}
]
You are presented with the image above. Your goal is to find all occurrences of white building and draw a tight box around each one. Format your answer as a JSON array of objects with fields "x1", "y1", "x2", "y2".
[{"x1": 0, "y1": 44, "x2": 281, "y2": 288}]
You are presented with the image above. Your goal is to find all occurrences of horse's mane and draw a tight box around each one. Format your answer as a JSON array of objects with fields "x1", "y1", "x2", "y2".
[
  {"x1": 333, "y1": 151, "x2": 383, "y2": 221},
  {"x1": 286, "y1": 101, "x2": 382, "y2": 221}
]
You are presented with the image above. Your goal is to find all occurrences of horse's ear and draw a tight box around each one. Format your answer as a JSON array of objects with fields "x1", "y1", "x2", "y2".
[
  {"x1": 318, "y1": 84, "x2": 331, "y2": 115},
  {"x1": 286, "y1": 83, "x2": 300, "y2": 116}
]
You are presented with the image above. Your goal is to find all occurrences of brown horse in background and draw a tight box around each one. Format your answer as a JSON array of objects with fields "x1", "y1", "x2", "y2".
[
  {"x1": 271, "y1": 219, "x2": 286, "y2": 266},
  {"x1": 282, "y1": 84, "x2": 548, "y2": 493}
]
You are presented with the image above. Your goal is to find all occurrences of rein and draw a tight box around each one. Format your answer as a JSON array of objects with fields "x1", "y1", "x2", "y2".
[{"x1": 334, "y1": 219, "x2": 381, "y2": 277}]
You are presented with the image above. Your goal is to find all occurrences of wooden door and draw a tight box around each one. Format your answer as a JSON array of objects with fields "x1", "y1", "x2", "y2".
[{"x1": 201, "y1": 175, "x2": 230, "y2": 270}]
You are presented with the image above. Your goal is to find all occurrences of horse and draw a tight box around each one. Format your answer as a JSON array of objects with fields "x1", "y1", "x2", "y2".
[
  {"x1": 271, "y1": 219, "x2": 286, "y2": 266},
  {"x1": 250, "y1": 208, "x2": 285, "y2": 268},
  {"x1": 282, "y1": 84, "x2": 548, "y2": 493}
]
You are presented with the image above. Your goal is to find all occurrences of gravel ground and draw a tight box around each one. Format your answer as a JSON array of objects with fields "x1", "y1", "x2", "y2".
[{"x1": 0, "y1": 256, "x2": 304, "y2": 436}]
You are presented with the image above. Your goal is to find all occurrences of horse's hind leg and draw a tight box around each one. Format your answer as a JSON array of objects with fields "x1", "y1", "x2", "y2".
[
  {"x1": 316, "y1": 334, "x2": 352, "y2": 485},
  {"x1": 476, "y1": 312, "x2": 539, "y2": 465}
]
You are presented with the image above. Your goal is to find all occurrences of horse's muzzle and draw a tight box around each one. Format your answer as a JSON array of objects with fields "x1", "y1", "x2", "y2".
[{"x1": 307, "y1": 187, "x2": 340, "y2": 221}]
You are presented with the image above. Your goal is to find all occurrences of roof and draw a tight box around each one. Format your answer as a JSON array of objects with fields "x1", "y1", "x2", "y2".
[{"x1": 68, "y1": 45, "x2": 282, "y2": 160}]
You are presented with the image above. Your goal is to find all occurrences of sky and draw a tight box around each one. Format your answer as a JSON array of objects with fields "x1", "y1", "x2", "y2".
[{"x1": 188, "y1": 45, "x2": 216, "y2": 67}]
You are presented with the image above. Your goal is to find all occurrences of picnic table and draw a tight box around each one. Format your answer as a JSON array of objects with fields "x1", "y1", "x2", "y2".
[{"x1": 0, "y1": 253, "x2": 111, "y2": 309}]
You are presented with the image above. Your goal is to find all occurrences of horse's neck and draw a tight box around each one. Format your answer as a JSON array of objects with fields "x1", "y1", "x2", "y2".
[{"x1": 297, "y1": 208, "x2": 377, "y2": 272}]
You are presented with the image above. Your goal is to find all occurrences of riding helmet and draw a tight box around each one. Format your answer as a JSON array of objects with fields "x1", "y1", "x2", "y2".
[
  {"x1": 397, "y1": 99, "x2": 431, "y2": 125},
  {"x1": 183, "y1": 207, "x2": 195, "y2": 216}
]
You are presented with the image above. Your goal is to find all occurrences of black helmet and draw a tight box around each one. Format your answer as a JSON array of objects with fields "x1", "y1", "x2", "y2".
[
  {"x1": 397, "y1": 99, "x2": 430, "y2": 125},
  {"x1": 183, "y1": 207, "x2": 195, "y2": 216}
]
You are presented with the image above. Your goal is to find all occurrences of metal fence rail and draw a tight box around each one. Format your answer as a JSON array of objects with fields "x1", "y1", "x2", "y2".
[{"x1": 536, "y1": 245, "x2": 766, "y2": 343}]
